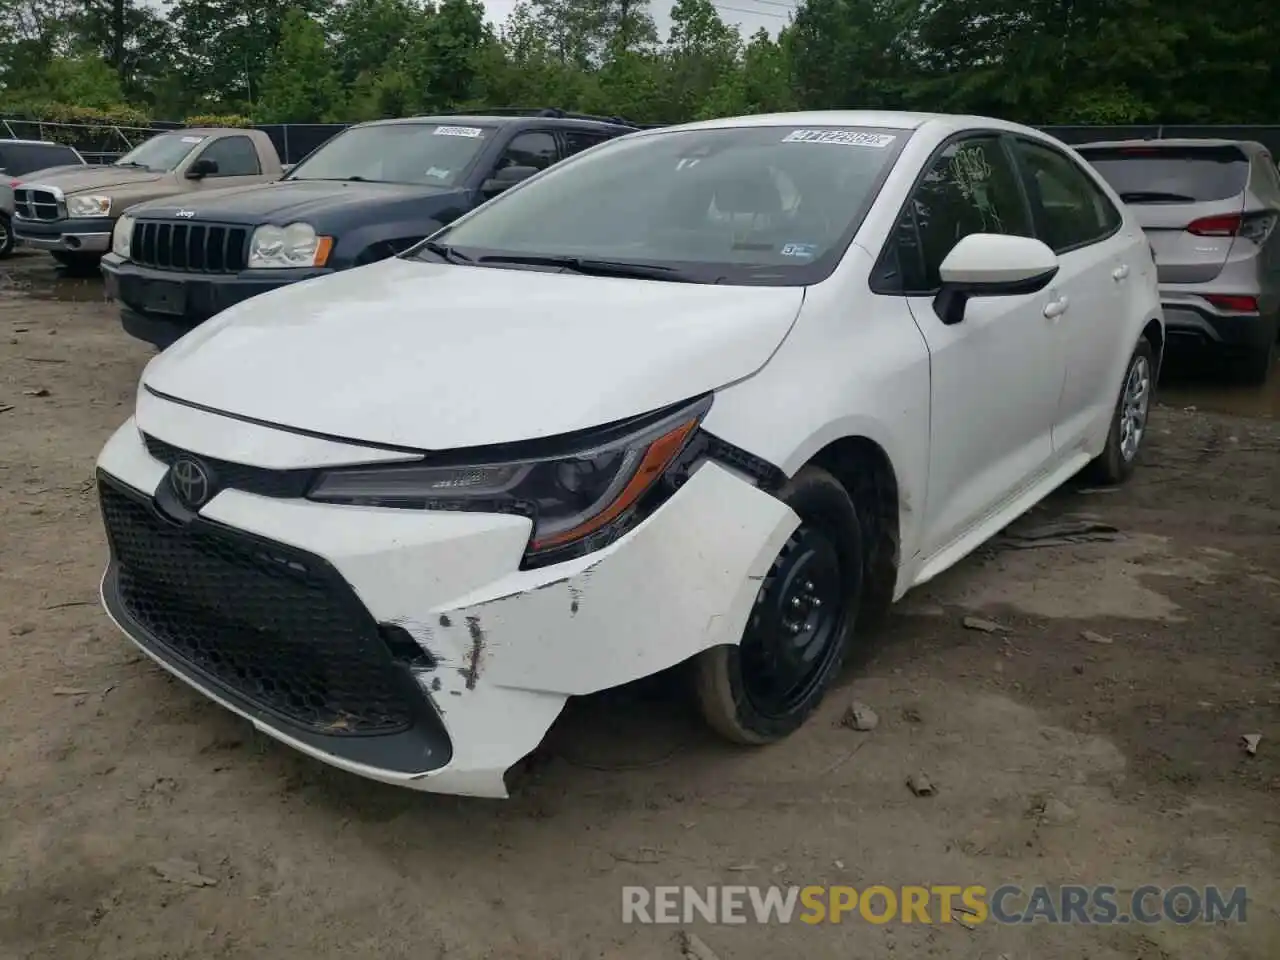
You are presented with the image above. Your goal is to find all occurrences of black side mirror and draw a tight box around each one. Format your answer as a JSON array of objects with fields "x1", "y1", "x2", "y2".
[
  {"x1": 481, "y1": 164, "x2": 538, "y2": 196},
  {"x1": 185, "y1": 157, "x2": 219, "y2": 180}
]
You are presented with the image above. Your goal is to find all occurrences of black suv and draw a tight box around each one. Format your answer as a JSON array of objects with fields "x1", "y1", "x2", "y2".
[{"x1": 101, "y1": 109, "x2": 642, "y2": 347}]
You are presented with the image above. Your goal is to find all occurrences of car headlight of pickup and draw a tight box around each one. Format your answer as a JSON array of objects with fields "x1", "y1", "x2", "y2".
[
  {"x1": 307, "y1": 396, "x2": 712, "y2": 568},
  {"x1": 112, "y1": 214, "x2": 135, "y2": 259},
  {"x1": 66, "y1": 195, "x2": 112, "y2": 218},
  {"x1": 247, "y1": 222, "x2": 333, "y2": 268}
]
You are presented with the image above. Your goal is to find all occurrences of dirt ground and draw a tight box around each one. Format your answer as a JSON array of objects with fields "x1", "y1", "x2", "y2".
[{"x1": 1, "y1": 248, "x2": 1277, "y2": 960}]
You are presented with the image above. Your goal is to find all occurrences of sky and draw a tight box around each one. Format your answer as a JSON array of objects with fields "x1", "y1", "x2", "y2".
[
  {"x1": 135, "y1": 0, "x2": 796, "y2": 43},
  {"x1": 477, "y1": 0, "x2": 795, "y2": 39}
]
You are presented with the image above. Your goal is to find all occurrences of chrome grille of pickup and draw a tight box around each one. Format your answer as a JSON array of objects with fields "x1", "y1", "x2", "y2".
[
  {"x1": 131, "y1": 220, "x2": 250, "y2": 273},
  {"x1": 13, "y1": 188, "x2": 61, "y2": 221}
]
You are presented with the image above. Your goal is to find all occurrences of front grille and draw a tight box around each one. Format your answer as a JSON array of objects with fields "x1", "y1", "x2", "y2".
[
  {"x1": 99, "y1": 475, "x2": 416, "y2": 735},
  {"x1": 13, "y1": 188, "x2": 61, "y2": 221},
  {"x1": 131, "y1": 220, "x2": 249, "y2": 273},
  {"x1": 143, "y1": 433, "x2": 316, "y2": 499}
]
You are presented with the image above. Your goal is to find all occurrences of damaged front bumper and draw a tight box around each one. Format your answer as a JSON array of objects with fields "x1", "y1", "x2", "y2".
[{"x1": 95, "y1": 397, "x2": 798, "y2": 798}]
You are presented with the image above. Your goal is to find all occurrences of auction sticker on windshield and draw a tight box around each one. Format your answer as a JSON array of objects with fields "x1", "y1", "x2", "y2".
[
  {"x1": 434, "y1": 125, "x2": 484, "y2": 138},
  {"x1": 180, "y1": 136, "x2": 205, "y2": 143},
  {"x1": 782, "y1": 130, "x2": 896, "y2": 147}
]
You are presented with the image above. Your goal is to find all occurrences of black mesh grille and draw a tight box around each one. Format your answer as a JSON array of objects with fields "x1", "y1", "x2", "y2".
[
  {"x1": 131, "y1": 220, "x2": 249, "y2": 273},
  {"x1": 13, "y1": 188, "x2": 60, "y2": 221},
  {"x1": 143, "y1": 434, "x2": 316, "y2": 499},
  {"x1": 99, "y1": 475, "x2": 416, "y2": 735}
]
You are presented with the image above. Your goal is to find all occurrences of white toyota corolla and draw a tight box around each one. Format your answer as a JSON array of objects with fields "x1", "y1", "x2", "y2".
[{"x1": 95, "y1": 111, "x2": 1163, "y2": 797}]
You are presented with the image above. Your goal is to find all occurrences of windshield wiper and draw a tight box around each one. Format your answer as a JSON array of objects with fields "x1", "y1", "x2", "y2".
[
  {"x1": 475, "y1": 254, "x2": 694, "y2": 282},
  {"x1": 419, "y1": 240, "x2": 474, "y2": 264},
  {"x1": 1118, "y1": 190, "x2": 1197, "y2": 203},
  {"x1": 114, "y1": 161, "x2": 149, "y2": 169}
]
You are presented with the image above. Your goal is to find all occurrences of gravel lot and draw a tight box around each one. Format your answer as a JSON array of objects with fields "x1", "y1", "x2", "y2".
[{"x1": 1, "y1": 249, "x2": 1278, "y2": 959}]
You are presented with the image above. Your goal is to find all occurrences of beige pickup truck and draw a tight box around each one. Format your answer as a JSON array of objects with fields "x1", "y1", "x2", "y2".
[{"x1": 11, "y1": 127, "x2": 284, "y2": 269}]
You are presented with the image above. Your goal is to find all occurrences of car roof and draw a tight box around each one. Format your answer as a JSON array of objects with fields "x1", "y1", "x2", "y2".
[
  {"x1": 1074, "y1": 138, "x2": 1269, "y2": 154},
  {"x1": 627, "y1": 110, "x2": 1053, "y2": 140},
  {"x1": 1, "y1": 138, "x2": 71, "y2": 148},
  {"x1": 357, "y1": 115, "x2": 637, "y2": 132}
]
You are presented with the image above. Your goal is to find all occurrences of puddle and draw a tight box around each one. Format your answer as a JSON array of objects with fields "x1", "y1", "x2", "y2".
[
  {"x1": 1157, "y1": 351, "x2": 1279, "y2": 419},
  {"x1": 0, "y1": 269, "x2": 105, "y2": 304}
]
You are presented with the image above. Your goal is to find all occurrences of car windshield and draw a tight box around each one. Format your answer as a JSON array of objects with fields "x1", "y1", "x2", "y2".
[
  {"x1": 286, "y1": 123, "x2": 494, "y2": 186},
  {"x1": 424, "y1": 124, "x2": 909, "y2": 284},
  {"x1": 115, "y1": 133, "x2": 207, "y2": 172},
  {"x1": 1079, "y1": 145, "x2": 1250, "y2": 203}
]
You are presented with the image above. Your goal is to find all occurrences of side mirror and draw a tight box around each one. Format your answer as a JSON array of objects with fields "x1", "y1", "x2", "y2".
[
  {"x1": 185, "y1": 157, "x2": 219, "y2": 180},
  {"x1": 481, "y1": 164, "x2": 538, "y2": 196},
  {"x1": 933, "y1": 233, "x2": 1059, "y2": 326}
]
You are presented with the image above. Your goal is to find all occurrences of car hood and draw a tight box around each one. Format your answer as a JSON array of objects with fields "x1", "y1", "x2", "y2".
[
  {"x1": 143, "y1": 257, "x2": 805, "y2": 451},
  {"x1": 132, "y1": 179, "x2": 463, "y2": 225},
  {"x1": 20, "y1": 165, "x2": 163, "y2": 193}
]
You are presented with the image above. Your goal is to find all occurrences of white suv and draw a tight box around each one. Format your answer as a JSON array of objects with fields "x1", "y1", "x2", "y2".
[{"x1": 95, "y1": 111, "x2": 1163, "y2": 797}]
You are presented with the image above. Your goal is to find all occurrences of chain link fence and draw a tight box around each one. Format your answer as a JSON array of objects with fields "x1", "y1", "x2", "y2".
[{"x1": 5, "y1": 117, "x2": 1279, "y2": 167}]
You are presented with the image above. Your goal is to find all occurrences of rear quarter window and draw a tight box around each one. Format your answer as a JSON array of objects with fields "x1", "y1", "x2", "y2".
[{"x1": 1078, "y1": 145, "x2": 1249, "y2": 203}]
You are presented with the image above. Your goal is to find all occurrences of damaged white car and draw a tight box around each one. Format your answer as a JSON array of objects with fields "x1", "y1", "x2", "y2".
[{"x1": 96, "y1": 111, "x2": 1163, "y2": 797}]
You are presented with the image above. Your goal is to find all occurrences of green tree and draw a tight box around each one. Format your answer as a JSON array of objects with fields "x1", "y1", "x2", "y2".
[{"x1": 256, "y1": 8, "x2": 340, "y2": 121}]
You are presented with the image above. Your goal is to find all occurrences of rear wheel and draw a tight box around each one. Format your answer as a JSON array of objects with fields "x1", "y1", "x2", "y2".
[
  {"x1": 1234, "y1": 337, "x2": 1275, "y2": 385},
  {"x1": 693, "y1": 466, "x2": 863, "y2": 744},
  {"x1": 0, "y1": 214, "x2": 13, "y2": 259},
  {"x1": 1086, "y1": 338, "x2": 1155, "y2": 485}
]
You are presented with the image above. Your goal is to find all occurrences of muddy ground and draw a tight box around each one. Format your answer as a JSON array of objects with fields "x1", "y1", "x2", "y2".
[{"x1": 0, "y1": 249, "x2": 1277, "y2": 959}]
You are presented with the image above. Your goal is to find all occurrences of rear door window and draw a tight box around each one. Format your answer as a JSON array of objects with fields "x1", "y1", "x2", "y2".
[{"x1": 1078, "y1": 145, "x2": 1250, "y2": 203}]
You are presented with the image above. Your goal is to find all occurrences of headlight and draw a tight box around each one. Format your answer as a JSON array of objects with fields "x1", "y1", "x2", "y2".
[
  {"x1": 248, "y1": 222, "x2": 333, "y2": 268},
  {"x1": 307, "y1": 397, "x2": 712, "y2": 567},
  {"x1": 112, "y1": 214, "x2": 135, "y2": 259},
  {"x1": 67, "y1": 195, "x2": 112, "y2": 218}
]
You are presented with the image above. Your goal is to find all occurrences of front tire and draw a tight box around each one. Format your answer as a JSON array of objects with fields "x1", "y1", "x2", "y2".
[
  {"x1": 51, "y1": 251, "x2": 101, "y2": 273},
  {"x1": 0, "y1": 214, "x2": 13, "y2": 259},
  {"x1": 693, "y1": 466, "x2": 863, "y2": 744},
  {"x1": 1087, "y1": 338, "x2": 1155, "y2": 485}
]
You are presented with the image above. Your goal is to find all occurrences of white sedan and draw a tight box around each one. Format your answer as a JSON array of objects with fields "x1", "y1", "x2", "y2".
[{"x1": 95, "y1": 111, "x2": 1163, "y2": 797}]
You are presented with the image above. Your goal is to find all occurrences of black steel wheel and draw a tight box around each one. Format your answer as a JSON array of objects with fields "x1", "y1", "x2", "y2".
[{"x1": 694, "y1": 465, "x2": 863, "y2": 744}]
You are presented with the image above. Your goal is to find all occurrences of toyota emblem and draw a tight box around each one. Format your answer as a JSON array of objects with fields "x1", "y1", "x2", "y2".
[{"x1": 169, "y1": 457, "x2": 212, "y2": 508}]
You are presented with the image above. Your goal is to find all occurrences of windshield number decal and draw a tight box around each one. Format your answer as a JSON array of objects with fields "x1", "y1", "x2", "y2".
[
  {"x1": 433, "y1": 125, "x2": 483, "y2": 138},
  {"x1": 425, "y1": 166, "x2": 451, "y2": 179},
  {"x1": 782, "y1": 129, "x2": 896, "y2": 148}
]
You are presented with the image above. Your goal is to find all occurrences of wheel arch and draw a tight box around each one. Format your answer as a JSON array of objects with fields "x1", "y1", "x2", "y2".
[{"x1": 800, "y1": 434, "x2": 903, "y2": 624}]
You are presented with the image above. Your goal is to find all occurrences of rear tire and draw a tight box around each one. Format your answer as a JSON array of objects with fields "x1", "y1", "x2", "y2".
[
  {"x1": 693, "y1": 465, "x2": 863, "y2": 744},
  {"x1": 1234, "y1": 338, "x2": 1275, "y2": 386},
  {"x1": 1086, "y1": 338, "x2": 1155, "y2": 486},
  {"x1": 0, "y1": 214, "x2": 13, "y2": 260}
]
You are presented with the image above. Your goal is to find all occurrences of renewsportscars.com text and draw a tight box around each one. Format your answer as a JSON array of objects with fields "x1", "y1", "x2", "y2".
[{"x1": 622, "y1": 884, "x2": 1248, "y2": 925}]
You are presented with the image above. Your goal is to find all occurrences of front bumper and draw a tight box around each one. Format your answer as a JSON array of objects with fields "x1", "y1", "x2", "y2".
[
  {"x1": 95, "y1": 397, "x2": 797, "y2": 797},
  {"x1": 13, "y1": 216, "x2": 113, "y2": 253},
  {"x1": 101, "y1": 253, "x2": 331, "y2": 348}
]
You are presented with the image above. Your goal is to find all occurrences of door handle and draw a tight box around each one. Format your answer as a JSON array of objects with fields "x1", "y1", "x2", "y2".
[
  {"x1": 1112, "y1": 264, "x2": 1130, "y2": 281},
  {"x1": 1043, "y1": 295, "x2": 1069, "y2": 319}
]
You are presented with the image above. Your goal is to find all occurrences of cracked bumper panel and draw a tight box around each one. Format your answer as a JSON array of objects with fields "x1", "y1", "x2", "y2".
[{"x1": 95, "y1": 419, "x2": 798, "y2": 798}]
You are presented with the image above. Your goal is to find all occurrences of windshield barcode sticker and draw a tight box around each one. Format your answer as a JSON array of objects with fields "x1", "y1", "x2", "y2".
[
  {"x1": 782, "y1": 130, "x2": 896, "y2": 147},
  {"x1": 434, "y1": 125, "x2": 483, "y2": 138}
]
